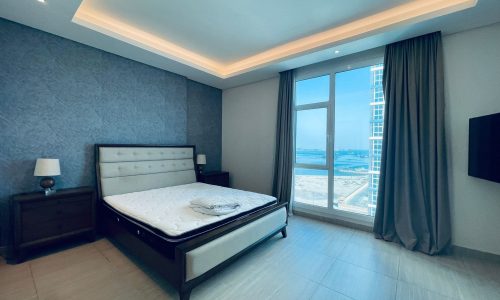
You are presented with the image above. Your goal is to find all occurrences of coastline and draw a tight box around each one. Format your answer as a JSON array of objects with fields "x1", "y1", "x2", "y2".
[{"x1": 295, "y1": 174, "x2": 369, "y2": 214}]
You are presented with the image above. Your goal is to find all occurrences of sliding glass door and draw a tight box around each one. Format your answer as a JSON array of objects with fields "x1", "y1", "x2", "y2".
[{"x1": 293, "y1": 60, "x2": 384, "y2": 223}]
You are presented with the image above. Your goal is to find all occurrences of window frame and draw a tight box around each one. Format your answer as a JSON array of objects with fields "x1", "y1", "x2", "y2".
[
  {"x1": 292, "y1": 48, "x2": 384, "y2": 227},
  {"x1": 294, "y1": 74, "x2": 331, "y2": 171}
]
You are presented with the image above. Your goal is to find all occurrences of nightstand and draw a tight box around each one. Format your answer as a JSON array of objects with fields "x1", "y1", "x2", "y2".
[
  {"x1": 198, "y1": 171, "x2": 230, "y2": 187},
  {"x1": 9, "y1": 187, "x2": 96, "y2": 263}
]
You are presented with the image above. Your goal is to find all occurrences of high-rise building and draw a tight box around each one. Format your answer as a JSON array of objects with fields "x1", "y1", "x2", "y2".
[{"x1": 368, "y1": 64, "x2": 384, "y2": 216}]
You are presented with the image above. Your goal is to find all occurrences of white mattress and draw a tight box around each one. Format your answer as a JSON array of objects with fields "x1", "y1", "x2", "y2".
[{"x1": 103, "y1": 182, "x2": 277, "y2": 237}]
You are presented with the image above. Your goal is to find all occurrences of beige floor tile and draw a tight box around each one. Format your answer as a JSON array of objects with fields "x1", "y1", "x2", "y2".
[
  {"x1": 36, "y1": 267, "x2": 121, "y2": 300},
  {"x1": 318, "y1": 236, "x2": 350, "y2": 258},
  {"x1": 310, "y1": 285, "x2": 352, "y2": 300},
  {"x1": 396, "y1": 281, "x2": 456, "y2": 300},
  {"x1": 213, "y1": 268, "x2": 281, "y2": 299},
  {"x1": 0, "y1": 261, "x2": 38, "y2": 300},
  {"x1": 92, "y1": 238, "x2": 114, "y2": 252},
  {"x1": 398, "y1": 250, "x2": 469, "y2": 299},
  {"x1": 406, "y1": 249, "x2": 465, "y2": 272},
  {"x1": 268, "y1": 274, "x2": 319, "y2": 300},
  {"x1": 190, "y1": 274, "x2": 230, "y2": 300},
  {"x1": 349, "y1": 230, "x2": 402, "y2": 255},
  {"x1": 338, "y1": 242, "x2": 399, "y2": 278},
  {"x1": 453, "y1": 269, "x2": 500, "y2": 300},
  {"x1": 461, "y1": 253, "x2": 500, "y2": 285},
  {"x1": 321, "y1": 259, "x2": 397, "y2": 300},
  {"x1": 270, "y1": 244, "x2": 335, "y2": 283},
  {"x1": 0, "y1": 216, "x2": 498, "y2": 300},
  {"x1": 99, "y1": 246, "x2": 139, "y2": 272},
  {"x1": 30, "y1": 244, "x2": 113, "y2": 296},
  {"x1": 29, "y1": 243, "x2": 105, "y2": 276},
  {"x1": 243, "y1": 234, "x2": 291, "y2": 265},
  {"x1": 118, "y1": 268, "x2": 176, "y2": 299}
]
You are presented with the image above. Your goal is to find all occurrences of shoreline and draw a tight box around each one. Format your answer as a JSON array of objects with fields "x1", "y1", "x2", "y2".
[{"x1": 294, "y1": 174, "x2": 369, "y2": 214}]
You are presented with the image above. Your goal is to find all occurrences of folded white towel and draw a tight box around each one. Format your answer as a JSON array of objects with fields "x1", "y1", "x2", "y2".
[
  {"x1": 190, "y1": 205, "x2": 237, "y2": 216},
  {"x1": 190, "y1": 197, "x2": 240, "y2": 210}
]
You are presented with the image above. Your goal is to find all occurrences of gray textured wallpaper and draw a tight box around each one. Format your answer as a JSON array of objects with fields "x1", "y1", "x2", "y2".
[
  {"x1": 0, "y1": 18, "x2": 222, "y2": 247},
  {"x1": 187, "y1": 80, "x2": 222, "y2": 172}
]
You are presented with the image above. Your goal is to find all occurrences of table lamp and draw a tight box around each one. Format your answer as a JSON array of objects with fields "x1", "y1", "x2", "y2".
[
  {"x1": 34, "y1": 158, "x2": 60, "y2": 195},
  {"x1": 196, "y1": 154, "x2": 206, "y2": 174}
]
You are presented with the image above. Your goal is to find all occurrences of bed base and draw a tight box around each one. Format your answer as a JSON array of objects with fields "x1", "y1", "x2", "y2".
[
  {"x1": 101, "y1": 202, "x2": 288, "y2": 299},
  {"x1": 95, "y1": 144, "x2": 288, "y2": 299}
]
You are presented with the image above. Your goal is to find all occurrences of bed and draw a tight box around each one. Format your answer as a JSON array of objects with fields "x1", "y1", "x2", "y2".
[{"x1": 95, "y1": 144, "x2": 288, "y2": 299}]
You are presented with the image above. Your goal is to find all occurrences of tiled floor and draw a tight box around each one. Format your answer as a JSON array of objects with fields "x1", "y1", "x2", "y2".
[{"x1": 1, "y1": 216, "x2": 499, "y2": 300}]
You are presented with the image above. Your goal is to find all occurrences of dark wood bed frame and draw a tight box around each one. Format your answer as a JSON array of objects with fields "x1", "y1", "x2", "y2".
[{"x1": 94, "y1": 144, "x2": 288, "y2": 300}]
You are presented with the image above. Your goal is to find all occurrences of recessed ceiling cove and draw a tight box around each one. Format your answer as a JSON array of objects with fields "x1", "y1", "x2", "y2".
[{"x1": 73, "y1": 0, "x2": 477, "y2": 78}]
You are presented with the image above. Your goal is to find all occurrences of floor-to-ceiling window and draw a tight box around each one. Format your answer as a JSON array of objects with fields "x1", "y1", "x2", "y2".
[
  {"x1": 294, "y1": 75, "x2": 330, "y2": 208},
  {"x1": 293, "y1": 53, "x2": 384, "y2": 224}
]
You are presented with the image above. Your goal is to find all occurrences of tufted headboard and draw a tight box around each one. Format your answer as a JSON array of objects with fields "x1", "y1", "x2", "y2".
[{"x1": 95, "y1": 144, "x2": 197, "y2": 198}]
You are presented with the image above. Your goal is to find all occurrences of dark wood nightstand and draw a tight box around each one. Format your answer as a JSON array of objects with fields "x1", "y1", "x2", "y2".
[
  {"x1": 9, "y1": 187, "x2": 96, "y2": 263},
  {"x1": 198, "y1": 171, "x2": 230, "y2": 187}
]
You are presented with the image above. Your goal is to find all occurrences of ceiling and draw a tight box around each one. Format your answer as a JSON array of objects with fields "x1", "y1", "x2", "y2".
[
  {"x1": 1, "y1": 0, "x2": 500, "y2": 89},
  {"x1": 80, "y1": 0, "x2": 410, "y2": 64}
]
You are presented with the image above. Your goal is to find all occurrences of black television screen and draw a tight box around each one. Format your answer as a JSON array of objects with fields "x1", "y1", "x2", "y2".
[{"x1": 468, "y1": 112, "x2": 500, "y2": 183}]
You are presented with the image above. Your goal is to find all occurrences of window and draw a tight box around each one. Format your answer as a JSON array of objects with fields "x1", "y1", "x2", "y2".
[
  {"x1": 293, "y1": 62, "x2": 385, "y2": 220},
  {"x1": 295, "y1": 75, "x2": 329, "y2": 105},
  {"x1": 295, "y1": 108, "x2": 327, "y2": 166},
  {"x1": 294, "y1": 75, "x2": 330, "y2": 208},
  {"x1": 373, "y1": 105, "x2": 384, "y2": 121},
  {"x1": 294, "y1": 168, "x2": 328, "y2": 207}
]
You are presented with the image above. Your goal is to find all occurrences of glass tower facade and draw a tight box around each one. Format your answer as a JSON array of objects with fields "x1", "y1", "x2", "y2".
[{"x1": 368, "y1": 65, "x2": 384, "y2": 216}]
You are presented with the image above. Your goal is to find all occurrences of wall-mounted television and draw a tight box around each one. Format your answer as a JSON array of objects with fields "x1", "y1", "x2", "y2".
[{"x1": 468, "y1": 112, "x2": 500, "y2": 183}]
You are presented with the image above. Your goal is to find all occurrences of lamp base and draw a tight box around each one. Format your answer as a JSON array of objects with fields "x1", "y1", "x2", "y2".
[
  {"x1": 44, "y1": 188, "x2": 56, "y2": 196},
  {"x1": 40, "y1": 177, "x2": 56, "y2": 196}
]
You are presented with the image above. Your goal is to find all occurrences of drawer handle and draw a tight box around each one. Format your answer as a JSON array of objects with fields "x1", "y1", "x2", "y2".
[
  {"x1": 116, "y1": 217, "x2": 120, "y2": 222},
  {"x1": 136, "y1": 229, "x2": 140, "y2": 235}
]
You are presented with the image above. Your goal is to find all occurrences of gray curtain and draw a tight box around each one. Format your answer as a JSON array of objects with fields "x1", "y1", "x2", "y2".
[
  {"x1": 373, "y1": 32, "x2": 451, "y2": 255},
  {"x1": 273, "y1": 70, "x2": 294, "y2": 210}
]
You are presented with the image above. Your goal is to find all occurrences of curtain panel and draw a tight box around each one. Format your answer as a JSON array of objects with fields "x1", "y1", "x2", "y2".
[
  {"x1": 273, "y1": 70, "x2": 294, "y2": 211},
  {"x1": 374, "y1": 32, "x2": 451, "y2": 255}
]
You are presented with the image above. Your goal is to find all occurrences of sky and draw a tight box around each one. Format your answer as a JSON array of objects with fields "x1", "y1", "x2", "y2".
[{"x1": 295, "y1": 66, "x2": 371, "y2": 151}]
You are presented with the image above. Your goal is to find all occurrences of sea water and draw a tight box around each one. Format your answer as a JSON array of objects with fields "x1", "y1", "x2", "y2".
[{"x1": 295, "y1": 149, "x2": 369, "y2": 176}]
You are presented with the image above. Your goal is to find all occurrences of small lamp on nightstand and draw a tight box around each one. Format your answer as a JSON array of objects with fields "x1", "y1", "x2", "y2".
[
  {"x1": 34, "y1": 158, "x2": 61, "y2": 196},
  {"x1": 196, "y1": 154, "x2": 206, "y2": 174}
]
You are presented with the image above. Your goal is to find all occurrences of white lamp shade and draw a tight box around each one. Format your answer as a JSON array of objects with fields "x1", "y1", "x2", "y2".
[
  {"x1": 34, "y1": 158, "x2": 61, "y2": 176},
  {"x1": 196, "y1": 154, "x2": 206, "y2": 165}
]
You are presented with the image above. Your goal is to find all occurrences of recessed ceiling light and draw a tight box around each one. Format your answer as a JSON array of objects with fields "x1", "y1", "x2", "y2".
[
  {"x1": 37, "y1": 0, "x2": 46, "y2": 3},
  {"x1": 334, "y1": 50, "x2": 340, "y2": 54}
]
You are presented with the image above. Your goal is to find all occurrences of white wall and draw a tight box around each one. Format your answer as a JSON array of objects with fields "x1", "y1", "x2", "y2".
[
  {"x1": 443, "y1": 22, "x2": 500, "y2": 255},
  {"x1": 222, "y1": 77, "x2": 279, "y2": 195},
  {"x1": 221, "y1": 22, "x2": 500, "y2": 255}
]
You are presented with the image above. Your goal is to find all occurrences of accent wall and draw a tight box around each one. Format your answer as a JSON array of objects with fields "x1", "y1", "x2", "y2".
[{"x1": 0, "y1": 18, "x2": 222, "y2": 248}]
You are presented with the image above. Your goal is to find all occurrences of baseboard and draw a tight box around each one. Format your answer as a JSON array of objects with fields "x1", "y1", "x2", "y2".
[
  {"x1": 292, "y1": 209, "x2": 372, "y2": 232},
  {"x1": 451, "y1": 245, "x2": 500, "y2": 261}
]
